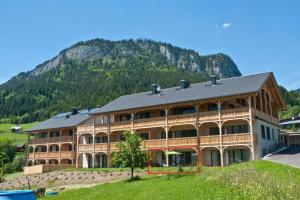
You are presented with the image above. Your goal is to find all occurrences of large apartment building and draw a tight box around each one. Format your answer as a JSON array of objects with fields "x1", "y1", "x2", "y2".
[{"x1": 27, "y1": 72, "x2": 285, "y2": 169}]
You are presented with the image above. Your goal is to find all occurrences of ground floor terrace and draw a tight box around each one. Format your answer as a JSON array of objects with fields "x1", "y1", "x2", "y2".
[{"x1": 76, "y1": 119, "x2": 256, "y2": 168}]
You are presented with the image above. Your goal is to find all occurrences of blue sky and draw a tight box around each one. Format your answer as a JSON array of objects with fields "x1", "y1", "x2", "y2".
[{"x1": 0, "y1": 0, "x2": 299, "y2": 90}]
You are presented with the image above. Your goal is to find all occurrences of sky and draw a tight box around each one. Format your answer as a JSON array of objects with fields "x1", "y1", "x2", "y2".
[{"x1": 0, "y1": 0, "x2": 299, "y2": 90}]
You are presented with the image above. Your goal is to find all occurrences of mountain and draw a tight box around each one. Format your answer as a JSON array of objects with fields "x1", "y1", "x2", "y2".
[{"x1": 0, "y1": 39, "x2": 241, "y2": 123}]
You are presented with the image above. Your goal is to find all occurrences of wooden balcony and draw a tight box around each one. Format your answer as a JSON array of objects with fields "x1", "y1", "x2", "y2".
[
  {"x1": 76, "y1": 108, "x2": 257, "y2": 134},
  {"x1": 222, "y1": 133, "x2": 253, "y2": 145},
  {"x1": 221, "y1": 108, "x2": 249, "y2": 120},
  {"x1": 254, "y1": 109, "x2": 279, "y2": 125},
  {"x1": 199, "y1": 111, "x2": 219, "y2": 122},
  {"x1": 28, "y1": 151, "x2": 74, "y2": 159},
  {"x1": 142, "y1": 139, "x2": 166, "y2": 148},
  {"x1": 110, "y1": 121, "x2": 132, "y2": 131},
  {"x1": 168, "y1": 113, "x2": 196, "y2": 126},
  {"x1": 78, "y1": 144, "x2": 93, "y2": 151},
  {"x1": 110, "y1": 142, "x2": 118, "y2": 151},
  {"x1": 168, "y1": 137, "x2": 197, "y2": 147},
  {"x1": 200, "y1": 135, "x2": 220, "y2": 146},
  {"x1": 28, "y1": 136, "x2": 74, "y2": 145},
  {"x1": 77, "y1": 124, "x2": 93, "y2": 133},
  {"x1": 95, "y1": 143, "x2": 108, "y2": 151},
  {"x1": 134, "y1": 117, "x2": 165, "y2": 129}
]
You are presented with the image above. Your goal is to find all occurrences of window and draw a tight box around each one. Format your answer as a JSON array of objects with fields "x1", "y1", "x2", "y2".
[
  {"x1": 140, "y1": 133, "x2": 149, "y2": 140},
  {"x1": 266, "y1": 127, "x2": 270, "y2": 140},
  {"x1": 261, "y1": 125, "x2": 265, "y2": 139},
  {"x1": 120, "y1": 114, "x2": 131, "y2": 121},
  {"x1": 208, "y1": 104, "x2": 218, "y2": 111},
  {"x1": 272, "y1": 129, "x2": 274, "y2": 141},
  {"x1": 210, "y1": 127, "x2": 219, "y2": 135}
]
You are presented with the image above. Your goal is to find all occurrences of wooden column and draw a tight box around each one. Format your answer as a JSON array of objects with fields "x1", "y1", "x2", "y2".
[
  {"x1": 27, "y1": 132, "x2": 30, "y2": 166},
  {"x1": 59, "y1": 130, "x2": 62, "y2": 164},
  {"x1": 93, "y1": 118, "x2": 96, "y2": 168},
  {"x1": 195, "y1": 105, "x2": 200, "y2": 147},
  {"x1": 260, "y1": 90, "x2": 263, "y2": 112},
  {"x1": 72, "y1": 128, "x2": 75, "y2": 164},
  {"x1": 165, "y1": 107, "x2": 169, "y2": 167},
  {"x1": 131, "y1": 112, "x2": 135, "y2": 132},
  {"x1": 248, "y1": 96, "x2": 255, "y2": 160},
  {"x1": 76, "y1": 135, "x2": 79, "y2": 168},
  {"x1": 218, "y1": 100, "x2": 223, "y2": 166},
  {"x1": 107, "y1": 115, "x2": 111, "y2": 168}
]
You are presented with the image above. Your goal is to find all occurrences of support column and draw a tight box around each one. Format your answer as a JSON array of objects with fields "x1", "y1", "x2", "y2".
[
  {"x1": 165, "y1": 107, "x2": 169, "y2": 167},
  {"x1": 218, "y1": 100, "x2": 223, "y2": 166},
  {"x1": 59, "y1": 130, "x2": 62, "y2": 164},
  {"x1": 27, "y1": 132, "x2": 30, "y2": 166},
  {"x1": 93, "y1": 118, "x2": 96, "y2": 167},
  {"x1": 131, "y1": 112, "x2": 135, "y2": 132},
  {"x1": 72, "y1": 128, "x2": 75, "y2": 165},
  {"x1": 107, "y1": 115, "x2": 111, "y2": 168},
  {"x1": 92, "y1": 153, "x2": 95, "y2": 168},
  {"x1": 248, "y1": 96, "x2": 255, "y2": 160},
  {"x1": 76, "y1": 134, "x2": 80, "y2": 168},
  {"x1": 260, "y1": 90, "x2": 263, "y2": 112}
]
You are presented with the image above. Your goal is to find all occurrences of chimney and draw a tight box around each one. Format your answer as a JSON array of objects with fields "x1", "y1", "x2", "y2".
[
  {"x1": 71, "y1": 107, "x2": 78, "y2": 115},
  {"x1": 211, "y1": 76, "x2": 217, "y2": 86},
  {"x1": 152, "y1": 84, "x2": 160, "y2": 94},
  {"x1": 180, "y1": 80, "x2": 190, "y2": 89}
]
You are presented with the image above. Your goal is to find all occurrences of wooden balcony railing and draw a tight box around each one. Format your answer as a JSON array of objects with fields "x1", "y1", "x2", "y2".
[
  {"x1": 200, "y1": 135, "x2": 220, "y2": 146},
  {"x1": 142, "y1": 139, "x2": 166, "y2": 148},
  {"x1": 199, "y1": 111, "x2": 219, "y2": 121},
  {"x1": 134, "y1": 117, "x2": 165, "y2": 128},
  {"x1": 168, "y1": 137, "x2": 197, "y2": 146},
  {"x1": 110, "y1": 121, "x2": 132, "y2": 131},
  {"x1": 221, "y1": 108, "x2": 249, "y2": 119},
  {"x1": 28, "y1": 151, "x2": 74, "y2": 159},
  {"x1": 168, "y1": 113, "x2": 196, "y2": 125},
  {"x1": 78, "y1": 144, "x2": 93, "y2": 151},
  {"x1": 110, "y1": 142, "x2": 118, "y2": 151},
  {"x1": 254, "y1": 109, "x2": 279, "y2": 125},
  {"x1": 222, "y1": 133, "x2": 253, "y2": 144},
  {"x1": 95, "y1": 143, "x2": 108, "y2": 151},
  {"x1": 77, "y1": 124, "x2": 93, "y2": 133},
  {"x1": 29, "y1": 136, "x2": 74, "y2": 145}
]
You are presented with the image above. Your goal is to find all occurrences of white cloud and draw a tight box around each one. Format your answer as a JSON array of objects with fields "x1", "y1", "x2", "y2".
[{"x1": 222, "y1": 23, "x2": 231, "y2": 29}]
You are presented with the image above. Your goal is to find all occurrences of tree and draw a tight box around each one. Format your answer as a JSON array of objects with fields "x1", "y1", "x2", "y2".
[{"x1": 111, "y1": 131, "x2": 147, "y2": 180}]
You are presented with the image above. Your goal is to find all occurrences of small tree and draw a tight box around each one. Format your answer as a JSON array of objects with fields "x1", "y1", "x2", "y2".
[{"x1": 112, "y1": 131, "x2": 147, "y2": 180}]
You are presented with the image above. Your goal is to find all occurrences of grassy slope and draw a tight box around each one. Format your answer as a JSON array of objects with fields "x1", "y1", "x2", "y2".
[
  {"x1": 44, "y1": 160, "x2": 300, "y2": 200},
  {"x1": 0, "y1": 122, "x2": 37, "y2": 144}
]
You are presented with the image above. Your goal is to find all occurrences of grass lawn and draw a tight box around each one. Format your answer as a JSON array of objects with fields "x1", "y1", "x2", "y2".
[
  {"x1": 43, "y1": 160, "x2": 300, "y2": 200},
  {"x1": 0, "y1": 122, "x2": 37, "y2": 144}
]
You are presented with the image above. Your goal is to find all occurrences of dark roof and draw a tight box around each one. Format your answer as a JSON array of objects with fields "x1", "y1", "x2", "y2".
[
  {"x1": 92, "y1": 72, "x2": 272, "y2": 114},
  {"x1": 27, "y1": 109, "x2": 95, "y2": 132}
]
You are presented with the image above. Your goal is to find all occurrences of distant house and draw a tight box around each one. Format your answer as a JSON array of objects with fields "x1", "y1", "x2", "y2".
[
  {"x1": 11, "y1": 125, "x2": 23, "y2": 134},
  {"x1": 280, "y1": 116, "x2": 300, "y2": 147},
  {"x1": 16, "y1": 144, "x2": 25, "y2": 152}
]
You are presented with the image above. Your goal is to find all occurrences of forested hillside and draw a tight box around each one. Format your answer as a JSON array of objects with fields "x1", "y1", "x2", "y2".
[
  {"x1": 279, "y1": 86, "x2": 300, "y2": 119},
  {"x1": 0, "y1": 39, "x2": 241, "y2": 123}
]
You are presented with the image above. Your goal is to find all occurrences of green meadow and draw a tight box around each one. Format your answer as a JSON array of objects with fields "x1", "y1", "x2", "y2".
[{"x1": 44, "y1": 160, "x2": 300, "y2": 200}]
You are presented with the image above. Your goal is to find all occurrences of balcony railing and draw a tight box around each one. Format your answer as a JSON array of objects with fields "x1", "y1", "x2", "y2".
[
  {"x1": 95, "y1": 143, "x2": 108, "y2": 151},
  {"x1": 221, "y1": 108, "x2": 249, "y2": 119},
  {"x1": 222, "y1": 133, "x2": 253, "y2": 145},
  {"x1": 168, "y1": 113, "x2": 197, "y2": 125},
  {"x1": 168, "y1": 137, "x2": 197, "y2": 146},
  {"x1": 78, "y1": 144, "x2": 93, "y2": 151},
  {"x1": 142, "y1": 139, "x2": 166, "y2": 148},
  {"x1": 77, "y1": 125, "x2": 94, "y2": 133},
  {"x1": 200, "y1": 135, "x2": 220, "y2": 146},
  {"x1": 28, "y1": 136, "x2": 74, "y2": 145},
  {"x1": 77, "y1": 109, "x2": 259, "y2": 133},
  {"x1": 28, "y1": 151, "x2": 74, "y2": 159},
  {"x1": 134, "y1": 117, "x2": 165, "y2": 128}
]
